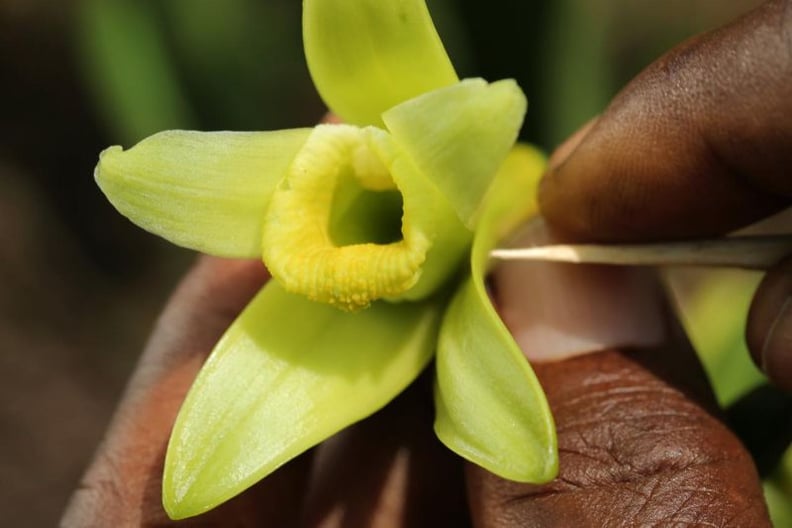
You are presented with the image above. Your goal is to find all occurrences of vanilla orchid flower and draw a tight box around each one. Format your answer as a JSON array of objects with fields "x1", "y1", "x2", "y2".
[{"x1": 95, "y1": 0, "x2": 557, "y2": 519}]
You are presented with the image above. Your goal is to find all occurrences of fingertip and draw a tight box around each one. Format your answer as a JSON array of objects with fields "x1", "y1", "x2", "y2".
[
  {"x1": 747, "y1": 256, "x2": 792, "y2": 392},
  {"x1": 538, "y1": 117, "x2": 605, "y2": 240},
  {"x1": 539, "y1": 0, "x2": 792, "y2": 242}
]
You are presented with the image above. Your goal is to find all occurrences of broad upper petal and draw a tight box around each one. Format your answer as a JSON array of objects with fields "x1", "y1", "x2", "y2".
[
  {"x1": 303, "y1": 0, "x2": 458, "y2": 127},
  {"x1": 383, "y1": 79, "x2": 527, "y2": 227}
]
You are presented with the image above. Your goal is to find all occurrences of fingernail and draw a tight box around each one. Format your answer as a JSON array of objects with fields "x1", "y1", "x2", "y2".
[
  {"x1": 761, "y1": 296, "x2": 792, "y2": 389},
  {"x1": 547, "y1": 117, "x2": 598, "y2": 171},
  {"x1": 493, "y1": 220, "x2": 669, "y2": 362}
]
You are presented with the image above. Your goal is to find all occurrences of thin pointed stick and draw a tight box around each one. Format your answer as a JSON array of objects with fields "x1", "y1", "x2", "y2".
[{"x1": 489, "y1": 235, "x2": 792, "y2": 270}]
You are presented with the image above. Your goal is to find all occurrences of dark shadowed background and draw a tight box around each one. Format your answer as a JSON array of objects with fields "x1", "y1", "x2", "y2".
[{"x1": 2, "y1": 0, "x2": 788, "y2": 526}]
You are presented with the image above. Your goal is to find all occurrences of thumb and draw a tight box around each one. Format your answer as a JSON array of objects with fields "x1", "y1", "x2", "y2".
[{"x1": 469, "y1": 231, "x2": 771, "y2": 527}]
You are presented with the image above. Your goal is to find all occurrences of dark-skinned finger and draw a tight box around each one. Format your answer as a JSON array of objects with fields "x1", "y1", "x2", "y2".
[
  {"x1": 747, "y1": 255, "x2": 792, "y2": 391},
  {"x1": 477, "y1": 255, "x2": 771, "y2": 527},
  {"x1": 467, "y1": 343, "x2": 771, "y2": 527},
  {"x1": 300, "y1": 374, "x2": 469, "y2": 528},
  {"x1": 540, "y1": 0, "x2": 792, "y2": 242},
  {"x1": 62, "y1": 256, "x2": 313, "y2": 526}
]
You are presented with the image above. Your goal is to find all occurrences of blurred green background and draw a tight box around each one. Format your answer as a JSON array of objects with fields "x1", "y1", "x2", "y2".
[{"x1": 1, "y1": 0, "x2": 789, "y2": 526}]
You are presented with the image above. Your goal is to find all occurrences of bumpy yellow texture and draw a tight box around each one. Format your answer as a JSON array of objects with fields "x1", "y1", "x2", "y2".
[{"x1": 261, "y1": 125, "x2": 431, "y2": 310}]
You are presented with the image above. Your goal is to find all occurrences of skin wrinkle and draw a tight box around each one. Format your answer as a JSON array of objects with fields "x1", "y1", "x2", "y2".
[
  {"x1": 630, "y1": 477, "x2": 662, "y2": 522},
  {"x1": 558, "y1": 386, "x2": 682, "y2": 423},
  {"x1": 499, "y1": 433, "x2": 757, "y2": 526}
]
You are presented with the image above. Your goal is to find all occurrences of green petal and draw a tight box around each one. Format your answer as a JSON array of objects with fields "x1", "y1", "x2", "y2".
[
  {"x1": 163, "y1": 281, "x2": 443, "y2": 519},
  {"x1": 434, "y1": 145, "x2": 558, "y2": 482},
  {"x1": 383, "y1": 78, "x2": 527, "y2": 226},
  {"x1": 95, "y1": 128, "x2": 311, "y2": 258},
  {"x1": 303, "y1": 0, "x2": 457, "y2": 127}
]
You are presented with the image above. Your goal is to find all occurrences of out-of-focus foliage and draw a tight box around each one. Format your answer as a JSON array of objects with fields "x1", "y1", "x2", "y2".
[
  {"x1": 77, "y1": 0, "x2": 196, "y2": 143},
  {"x1": 76, "y1": 0, "x2": 326, "y2": 144},
  {"x1": 677, "y1": 270, "x2": 765, "y2": 406},
  {"x1": 765, "y1": 449, "x2": 792, "y2": 526},
  {"x1": 672, "y1": 268, "x2": 791, "y2": 523},
  {"x1": 74, "y1": 0, "x2": 765, "y2": 149}
]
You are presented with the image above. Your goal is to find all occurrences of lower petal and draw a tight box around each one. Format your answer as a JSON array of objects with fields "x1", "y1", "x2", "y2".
[
  {"x1": 434, "y1": 145, "x2": 558, "y2": 482},
  {"x1": 163, "y1": 281, "x2": 444, "y2": 519}
]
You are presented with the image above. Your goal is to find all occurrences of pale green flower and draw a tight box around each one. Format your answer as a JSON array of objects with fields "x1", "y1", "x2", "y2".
[{"x1": 95, "y1": 0, "x2": 557, "y2": 519}]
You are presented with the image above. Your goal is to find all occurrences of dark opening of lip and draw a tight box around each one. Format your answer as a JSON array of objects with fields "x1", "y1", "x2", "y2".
[{"x1": 328, "y1": 173, "x2": 405, "y2": 246}]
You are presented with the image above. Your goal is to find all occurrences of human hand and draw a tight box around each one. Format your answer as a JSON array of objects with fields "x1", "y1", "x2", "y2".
[
  {"x1": 539, "y1": 0, "x2": 792, "y2": 391},
  {"x1": 62, "y1": 256, "x2": 771, "y2": 527},
  {"x1": 61, "y1": 256, "x2": 475, "y2": 526},
  {"x1": 480, "y1": 0, "x2": 792, "y2": 525}
]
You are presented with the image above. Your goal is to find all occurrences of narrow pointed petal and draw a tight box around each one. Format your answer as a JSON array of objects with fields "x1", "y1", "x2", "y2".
[
  {"x1": 383, "y1": 79, "x2": 527, "y2": 226},
  {"x1": 303, "y1": 0, "x2": 458, "y2": 127},
  {"x1": 163, "y1": 281, "x2": 443, "y2": 519},
  {"x1": 95, "y1": 128, "x2": 311, "y2": 258},
  {"x1": 434, "y1": 145, "x2": 558, "y2": 482}
]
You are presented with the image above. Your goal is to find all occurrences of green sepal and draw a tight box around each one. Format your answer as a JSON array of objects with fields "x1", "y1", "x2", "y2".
[
  {"x1": 163, "y1": 281, "x2": 444, "y2": 519},
  {"x1": 433, "y1": 145, "x2": 558, "y2": 482},
  {"x1": 303, "y1": 0, "x2": 458, "y2": 127},
  {"x1": 383, "y1": 78, "x2": 527, "y2": 227},
  {"x1": 95, "y1": 128, "x2": 311, "y2": 258}
]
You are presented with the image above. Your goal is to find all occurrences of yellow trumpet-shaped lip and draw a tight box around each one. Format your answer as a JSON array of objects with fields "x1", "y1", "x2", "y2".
[{"x1": 261, "y1": 124, "x2": 430, "y2": 311}]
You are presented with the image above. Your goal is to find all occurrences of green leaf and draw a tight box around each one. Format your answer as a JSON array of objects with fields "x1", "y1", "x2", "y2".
[
  {"x1": 163, "y1": 281, "x2": 443, "y2": 519},
  {"x1": 95, "y1": 128, "x2": 311, "y2": 258},
  {"x1": 434, "y1": 145, "x2": 558, "y2": 482},
  {"x1": 679, "y1": 271, "x2": 765, "y2": 406},
  {"x1": 383, "y1": 79, "x2": 527, "y2": 226},
  {"x1": 303, "y1": 0, "x2": 458, "y2": 127}
]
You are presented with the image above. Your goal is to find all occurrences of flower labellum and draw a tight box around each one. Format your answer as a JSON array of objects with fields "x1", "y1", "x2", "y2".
[{"x1": 94, "y1": 0, "x2": 557, "y2": 519}]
